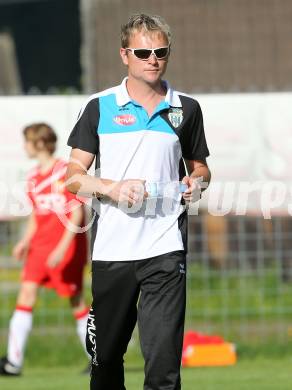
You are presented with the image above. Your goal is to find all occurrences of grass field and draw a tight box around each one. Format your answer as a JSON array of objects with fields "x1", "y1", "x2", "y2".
[
  {"x1": 1, "y1": 253, "x2": 292, "y2": 388},
  {"x1": 1, "y1": 333, "x2": 292, "y2": 389},
  {"x1": 2, "y1": 261, "x2": 292, "y2": 329},
  {"x1": 1, "y1": 358, "x2": 292, "y2": 390}
]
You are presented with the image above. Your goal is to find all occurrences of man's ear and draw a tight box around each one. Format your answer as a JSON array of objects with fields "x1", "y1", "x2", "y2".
[{"x1": 120, "y1": 48, "x2": 129, "y2": 66}]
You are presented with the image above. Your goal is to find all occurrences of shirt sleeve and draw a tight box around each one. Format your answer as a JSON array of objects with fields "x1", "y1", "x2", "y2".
[
  {"x1": 67, "y1": 97, "x2": 100, "y2": 154},
  {"x1": 180, "y1": 99, "x2": 210, "y2": 161}
]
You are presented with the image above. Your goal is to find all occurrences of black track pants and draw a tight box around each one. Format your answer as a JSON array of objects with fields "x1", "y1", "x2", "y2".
[{"x1": 86, "y1": 251, "x2": 186, "y2": 390}]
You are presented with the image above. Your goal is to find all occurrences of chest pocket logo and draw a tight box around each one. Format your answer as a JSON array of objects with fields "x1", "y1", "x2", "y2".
[
  {"x1": 113, "y1": 114, "x2": 136, "y2": 126},
  {"x1": 168, "y1": 108, "x2": 183, "y2": 128}
]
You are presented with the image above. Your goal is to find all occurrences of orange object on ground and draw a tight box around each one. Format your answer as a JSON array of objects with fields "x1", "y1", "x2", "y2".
[{"x1": 182, "y1": 331, "x2": 237, "y2": 367}]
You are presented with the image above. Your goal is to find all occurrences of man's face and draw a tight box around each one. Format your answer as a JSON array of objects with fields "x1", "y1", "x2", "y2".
[{"x1": 120, "y1": 30, "x2": 169, "y2": 86}]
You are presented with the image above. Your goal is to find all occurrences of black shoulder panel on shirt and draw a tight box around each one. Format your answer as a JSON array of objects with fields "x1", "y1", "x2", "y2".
[
  {"x1": 160, "y1": 94, "x2": 210, "y2": 161},
  {"x1": 178, "y1": 95, "x2": 210, "y2": 161},
  {"x1": 67, "y1": 97, "x2": 100, "y2": 155}
]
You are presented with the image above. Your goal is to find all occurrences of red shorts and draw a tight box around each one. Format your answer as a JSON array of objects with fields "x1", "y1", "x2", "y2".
[{"x1": 22, "y1": 240, "x2": 88, "y2": 297}]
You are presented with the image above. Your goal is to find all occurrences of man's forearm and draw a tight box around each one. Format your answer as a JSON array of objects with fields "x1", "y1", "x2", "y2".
[
  {"x1": 66, "y1": 170, "x2": 114, "y2": 197},
  {"x1": 190, "y1": 166, "x2": 211, "y2": 190}
]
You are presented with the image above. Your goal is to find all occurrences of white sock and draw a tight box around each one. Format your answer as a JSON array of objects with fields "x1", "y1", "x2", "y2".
[
  {"x1": 75, "y1": 308, "x2": 90, "y2": 359},
  {"x1": 7, "y1": 307, "x2": 33, "y2": 367}
]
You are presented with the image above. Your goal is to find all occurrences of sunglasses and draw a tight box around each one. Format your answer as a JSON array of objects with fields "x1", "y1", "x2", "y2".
[{"x1": 125, "y1": 46, "x2": 170, "y2": 60}]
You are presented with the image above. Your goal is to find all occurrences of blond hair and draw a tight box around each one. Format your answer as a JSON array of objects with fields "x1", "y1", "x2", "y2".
[{"x1": 121, "y1": 13, "x2": 171, "y2": 48}]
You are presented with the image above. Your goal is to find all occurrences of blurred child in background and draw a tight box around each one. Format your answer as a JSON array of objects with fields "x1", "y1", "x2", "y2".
[{"x1": 0, "y1": 123, "x2": 89, "y2": 376}]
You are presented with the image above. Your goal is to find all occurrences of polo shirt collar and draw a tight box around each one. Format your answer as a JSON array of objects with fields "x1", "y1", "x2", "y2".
[
  {"x1": 116, "y1": 77, "x2": 182, "y2": 108},
  {"x1": 164, "y1": 80, "x2": 182, "y2": 108}
]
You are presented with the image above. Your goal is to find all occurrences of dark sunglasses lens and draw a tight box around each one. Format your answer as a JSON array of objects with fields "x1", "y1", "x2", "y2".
[
  {"x1": 134, "y1": 49, "x2": 152, "y2": 59},
  {"x1": 154, "y1": 47, "x2": 169, "y2": 58}
]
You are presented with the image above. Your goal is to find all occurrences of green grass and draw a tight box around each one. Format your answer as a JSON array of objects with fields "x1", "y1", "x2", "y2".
[
  {"x1": 1, "y1": 358, "x2": 292, "y2": 390},
  {"x1": 1, "y1": 333, "x2": 292, "y2": 390},
  {"x1": 1, "y1": 319, "x2": 292, "y2": 389},
  {"x1": 1, "y1": 261, "x2": 292, "y2": 345},
  {"x1": 2, "y1": 262, "x2": 292, "y2": 323},
  {"x1": 186, "y1": 262, "x2": 292, "y2": 321}
]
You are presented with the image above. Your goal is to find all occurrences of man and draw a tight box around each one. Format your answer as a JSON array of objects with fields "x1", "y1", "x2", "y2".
[
  {"x1": 66, "y1": 13, "x2": 211, "y2": 390},
  {"x1": 0, "y1": 123, "x2": 89, "y2": 376}
]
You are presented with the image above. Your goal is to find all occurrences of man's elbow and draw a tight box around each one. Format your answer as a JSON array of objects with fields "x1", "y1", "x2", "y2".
[
  {"x1": 66, "y1": 183, "x2": 78, "y2": 194},
  {"x1": 65, "y1": 183, "x2": 78, "y2": 195},
  {"x1": 204, "y1": 168, "x2": 211, "y2": 189},
  {"x1": 207, "y1": 167, "x2": 211, "y2": 182},
  {"x1": 65, "y1": 170, "x2": 79, "y2": 194}
]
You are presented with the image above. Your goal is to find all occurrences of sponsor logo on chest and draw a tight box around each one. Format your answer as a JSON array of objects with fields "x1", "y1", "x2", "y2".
[
  {"x1": 168, "y1": 108, "x2": 183, "y2": 128},
  {"x1": 113, "y1": 114, "x2": 136, "y2": 126},
  {"x1": 34, "y1": 193, "x2": 67, "y2": 214}
]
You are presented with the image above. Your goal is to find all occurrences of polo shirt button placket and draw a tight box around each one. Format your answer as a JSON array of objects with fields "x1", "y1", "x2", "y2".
[{"x1": 142, "y1": 109, "x2": 150, "y2": 127}]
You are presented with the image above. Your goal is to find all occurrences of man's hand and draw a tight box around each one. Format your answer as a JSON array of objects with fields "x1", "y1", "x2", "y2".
[
  {"x1": 102, "y1": 179, "x2": 148, "y2": 206},
  {"x1": 12, "y1": 240, "x2": 29, "y2": 261},
  {"x1": 47, "y1": 247, "x2": 65, "y2": 268},
  {"x1": 181, "y1": 176, "x2": 202, "y2": 204}
]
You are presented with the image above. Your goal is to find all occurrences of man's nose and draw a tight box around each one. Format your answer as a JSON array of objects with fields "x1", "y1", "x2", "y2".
[{"x1": 148, "y1": 53, "x2": 158, "y2": 63}]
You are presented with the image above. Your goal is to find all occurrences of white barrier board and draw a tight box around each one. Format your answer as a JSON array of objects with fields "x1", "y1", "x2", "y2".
[{"x1": 0, "y1": 93, "x2": 291, "y2": 218}]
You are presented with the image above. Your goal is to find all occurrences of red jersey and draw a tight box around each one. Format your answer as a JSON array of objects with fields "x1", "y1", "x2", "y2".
[
  {"x1": 27, "y1": 159, "x2": 86, "y2": 251},
  {"x1": 23, "y1": 159, "x2": 88, "y2": 297}
]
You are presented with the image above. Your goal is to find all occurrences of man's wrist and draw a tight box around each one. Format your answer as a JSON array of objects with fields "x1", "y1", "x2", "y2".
[
  {"x1": 92, "y1": 191, "x2": 103, "y2": 199},
  {"x1": 93, "y1": 179, "x2": 116, "y2": 199},
  {"x1": 190, "y1": 175, "x2": 210, "y2": 192}
]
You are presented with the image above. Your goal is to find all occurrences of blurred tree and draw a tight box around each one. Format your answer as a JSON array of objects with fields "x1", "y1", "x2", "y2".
[{"x1": 0, "y1": 0, "x2": 81, "y2": 94}]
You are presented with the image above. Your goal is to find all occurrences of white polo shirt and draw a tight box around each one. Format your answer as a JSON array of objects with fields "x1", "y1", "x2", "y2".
[{"x1": 68, "y1": 78, "x2": 209, "y2": 261}]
